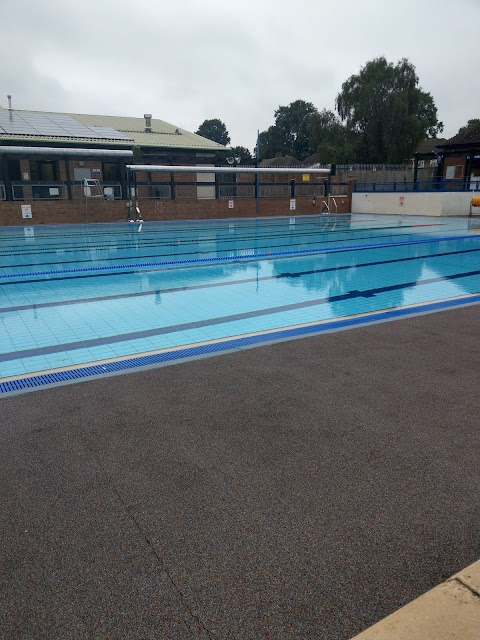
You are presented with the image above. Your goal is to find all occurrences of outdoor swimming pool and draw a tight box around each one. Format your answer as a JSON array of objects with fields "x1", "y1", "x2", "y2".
[{"x1": 2, "y1": 213, "x2": 480, "y2": 393}]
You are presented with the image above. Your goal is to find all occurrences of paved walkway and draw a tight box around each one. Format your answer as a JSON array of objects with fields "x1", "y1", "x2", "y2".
[
  {"x1": 352, "y1": 560, "x2": 480, "y2": 639},
  {"x1": 1, "y1": 305, "x2": 480, "y2": 639}
]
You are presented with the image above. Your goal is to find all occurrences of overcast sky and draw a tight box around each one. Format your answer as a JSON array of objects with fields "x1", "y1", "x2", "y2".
[{"x1": 0, "y1": 0, "x2": 478, "y2": 150}]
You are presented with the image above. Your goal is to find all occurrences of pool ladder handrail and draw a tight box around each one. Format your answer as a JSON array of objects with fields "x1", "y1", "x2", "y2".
[{"x1": 321, "y1": 196, "x2": 338, "y2": 215}]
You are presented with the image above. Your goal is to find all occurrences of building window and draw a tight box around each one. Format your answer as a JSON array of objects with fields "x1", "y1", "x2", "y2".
[
  {"x1": 102, "y1": 162, "x2": 120, "y2": 182},
  {"x1": 7, "y1": 159, "x2": 21, "y2": 180},
  {"x1": 445, "y1": 165, "x2": 463, "y2": 180},
  {"x1": 30, "y1": 160, "x2": 58, "y2": 182}
]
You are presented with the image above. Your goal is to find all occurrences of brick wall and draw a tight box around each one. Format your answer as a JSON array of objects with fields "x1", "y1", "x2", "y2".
[{"x1": 0, "y1": 194, "x2": 351, "y2": 226}]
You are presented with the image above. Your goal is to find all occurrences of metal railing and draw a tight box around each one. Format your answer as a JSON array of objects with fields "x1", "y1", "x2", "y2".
[
  {"x1": 259, "y1": 185, "x2": 290, "y2": 198},
  {"x1": 176, "y1": 184, "x2": 202, "y2": 199},
  {"x1": 218, "y1": 184, "x2": 255, "y2": 198},
  {"x1": 133, "y1": 184, "x2": 171, "y2": 199},
  {"x1": 0, "y1": 182, "x2": 5, "y2": 200},
  {"x1": 12, "y1": 182, "x2": 68, "y2": 200},
  {"x1": 330, "y1": 183, "x2": 348, "y2": 196},
  {"x1": 102, "y1": 182, "x2": 122, "y2": 199},
  {"x1": 72, "y1": 181, "x2": 122, "y2": 199},
  {"x1": 355, "y1": 180, "x2": 480, "y2": 193}
]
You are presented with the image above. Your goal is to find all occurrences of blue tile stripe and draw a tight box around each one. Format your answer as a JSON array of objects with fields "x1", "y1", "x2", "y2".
[
  {"x1": 1, "y1": 234, "x2": 477, "y2": 280},
  {"x1": 2, "y1": 293, "x2": 480, "y2": 396}
]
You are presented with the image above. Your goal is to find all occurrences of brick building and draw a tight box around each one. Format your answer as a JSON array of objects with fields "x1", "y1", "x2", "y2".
[
  {"x1": 0, "y1": 104, "x2": 228, "y2": 204},
  {"x1": 435, "y1": 122, "x2": 480, "y2": 188}
]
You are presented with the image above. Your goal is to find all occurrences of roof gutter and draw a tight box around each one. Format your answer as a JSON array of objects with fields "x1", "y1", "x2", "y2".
[{"x1": 0, "y1": 146, "x2": 134, "y2": 157}]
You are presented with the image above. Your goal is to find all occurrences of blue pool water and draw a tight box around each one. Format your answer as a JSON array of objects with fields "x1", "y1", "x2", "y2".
[{"x1": 1, "y1": 213, "x2": 480, "y2": 386}]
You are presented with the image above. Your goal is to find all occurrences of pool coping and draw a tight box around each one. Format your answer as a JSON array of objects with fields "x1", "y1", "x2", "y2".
[{"x1": 2, "y1": 291, "x2": 480, "y2": 397}]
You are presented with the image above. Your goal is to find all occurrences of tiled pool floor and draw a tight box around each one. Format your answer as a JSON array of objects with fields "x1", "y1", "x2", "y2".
[{"x1": 2, "y1": 213, "x2": 480, "y2": 391}]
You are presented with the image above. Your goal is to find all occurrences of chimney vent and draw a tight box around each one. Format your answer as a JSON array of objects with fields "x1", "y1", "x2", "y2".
[
  {"x1": 144, "y1": 113, "x2": 152, "y2": 132},
  {"x1": 7, "y1": 95, "x2": 12, "y2": 110}
]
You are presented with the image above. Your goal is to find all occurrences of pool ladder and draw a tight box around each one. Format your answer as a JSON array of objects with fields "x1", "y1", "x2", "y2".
[
  {"x1": 82, "y1": 179, "x2": 106, "y2": 221},
  {"x1": 321, "y1": 196, "x2": 338, "y2": 215}
]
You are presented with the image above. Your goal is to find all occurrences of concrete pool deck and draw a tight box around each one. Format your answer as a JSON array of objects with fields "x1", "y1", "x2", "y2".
[{"x1": 1, "y1": 304, "x2": 480, "y2": 639}]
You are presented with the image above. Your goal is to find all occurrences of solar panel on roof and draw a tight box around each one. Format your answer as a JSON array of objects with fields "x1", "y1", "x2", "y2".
[{"x1": 0, "y1": 111, "x2": 134, "y2": 141}]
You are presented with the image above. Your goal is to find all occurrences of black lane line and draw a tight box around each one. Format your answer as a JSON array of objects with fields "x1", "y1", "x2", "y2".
[
  {"x1": 0, "y1": 222, "x2": 453, "y2": 256},
  {"x1": 3, "y1": 246, "x2": 480, "y2": 315},
  {"x1": 0, "y1": 225, "x2": 422, "y2": 257},
  {"x1": 0, "y1": 225, "x2": 455, "y2": 258},
  {"x1": 1, "y1": 238, "x2": 477, "y2": 288},
  {"x1": 0, "y1": 228, "x2": 380, "y2": 258},
  {"x1": 2, "y1": 266, "x2": 480, "y2": 364},
  {"x1": 0, "y1": 215, "x2": 388, "y2": 242},
  {"x1": 0, "y1": 220, "x2": 356, "y2": 251},
  {"x1": 0, "y1": 229, "x2": 453, "y2": 271}
]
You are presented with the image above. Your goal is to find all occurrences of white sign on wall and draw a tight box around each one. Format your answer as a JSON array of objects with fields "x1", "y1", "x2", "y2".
[
  {"x1": 289, "y1": 199, "x2": 296, "y2": 210},
  {"x1": 21, "y1": 204, "x2": 32, "y2": 219},
  {"x1": 228, "y1": 200, "x2": 234, "y2": 209}
]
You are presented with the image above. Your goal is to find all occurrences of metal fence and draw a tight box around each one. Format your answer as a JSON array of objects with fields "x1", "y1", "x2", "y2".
[
  {"x1": 72, "y1": 181, "x2": 122, "y2": 200},
  {"x1": 335, "y1": 163, "x2": 414, "y2": 186},
  {"x1": 0, "y1": 182, "x2": 5, "y2": 200},
  {"x1": 355, "y1": 180, "x2": 480, "y2": 192},
  {"x1": 259, "y1": 185, "x2": 291, "y2": 198},
  {"x1": 11, "y1": 182, "x2": 68, "y2": 200},
  {"x1": 218, "y1": 184, "x2": 255, "y2": 199},
  {"x1": 133, "y1": 184, "x2": 171, "y2": 199}
]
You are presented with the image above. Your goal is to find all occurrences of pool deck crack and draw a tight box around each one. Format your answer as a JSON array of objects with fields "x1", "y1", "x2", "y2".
[
  {"x1": 83, "y1": 443, "x2": 217, "y2": 639},
  {"x1": 104, "y1": 472, "x2": 217, "y2": 639},
  {"x1": 451, "y1": 576, "x2": 480, "y2": 598}
]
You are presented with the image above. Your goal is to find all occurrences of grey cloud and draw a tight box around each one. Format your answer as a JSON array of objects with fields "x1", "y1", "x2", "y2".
[{"x1": 0, "y1": 0, "x2": 479, "y2": 149}]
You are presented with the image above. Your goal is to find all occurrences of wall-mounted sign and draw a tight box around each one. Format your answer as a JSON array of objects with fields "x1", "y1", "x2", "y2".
[
  {"x1": 22, "y1": 172, "x2": 30, "y2": 181},
  {"x1": 289, "y1": 199, "x2": 296, "y2": 210},
  {"x1": 21, "y1": 204, "x2": 32, "y2": 219},
  {"x1": 399, "y1": 196, "x2": 405, "y2": 207},
  {"x1": 228, "y1": 200, "x2": 234, "y2": 209}
]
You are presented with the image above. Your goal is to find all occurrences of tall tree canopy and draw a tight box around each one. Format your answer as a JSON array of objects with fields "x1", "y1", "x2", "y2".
[
  {"x1": 455, "y1": 119, "x2": 480, "y2": 138},
  {"x1": 195, "y1": 119, "x2": 230, "y2": 145},
  {"x1": 336, "y1": 57, "x2": 443, "y2": 163},
  {"x1": 228, "y1": 145, "x2": 253, "y2": 162},
  {"x1": 309, "y1": 109, "x2": 358, "y2": 163},
  {"x1": 258, "y1": 100, "x2": 318, "y2": 160}
]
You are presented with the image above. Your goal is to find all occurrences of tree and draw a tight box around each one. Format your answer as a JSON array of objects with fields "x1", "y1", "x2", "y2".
[
  {"x1": 309, "y1": 109, "x2": 358, "y2": 163},
  {"x1": 455, "y1": 119, "x2": 480, "y2": 138},
  {"x1": 228, "y1": 145, "x2": 253, "y2": 162},
  {"x1": 258, "y1": 100, "x2": 318, "y2": 160},
  {"x1": 336, "y1": 57, "x2": 443, "y2": 163},
  {"x1": 195, "y1": 119, "x2": 230, "y2": 145}
]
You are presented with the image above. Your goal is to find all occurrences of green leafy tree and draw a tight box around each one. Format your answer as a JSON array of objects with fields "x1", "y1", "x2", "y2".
[
  {"x1": 229, "y1": 145, "x2": 253, "y2": 162},
  {"x1": 336, "y1": 57, "x2": 443, "y2": 163},
  {"x1": 309, "y1": 109, "x2": 358, "y2": 163},
  {"x1": 195, "y1": 118, "x2": 230, "y2": 145},
  {"x1": 258, "y1": 100, "x2": 318, "y2": 160},
  {"x1": 258, "y1": 125, "x2": 283, "y2": 160},
  {"x1": 455, "y1": 119, "x2": 480, "y2": 138}
]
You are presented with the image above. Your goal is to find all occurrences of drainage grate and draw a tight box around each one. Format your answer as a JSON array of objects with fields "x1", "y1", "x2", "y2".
[{"x1": 2, "y1": 292, "x2": 480, "y2": 397}]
